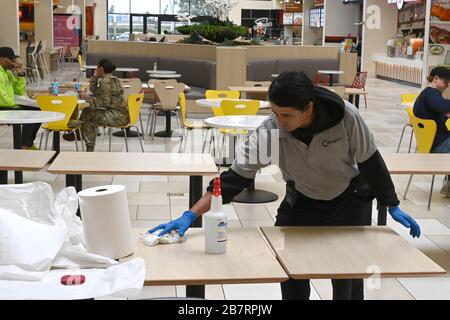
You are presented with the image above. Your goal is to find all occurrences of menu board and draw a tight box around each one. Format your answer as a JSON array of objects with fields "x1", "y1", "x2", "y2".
[
  {"x1": 53, "y1": 14, "x2": 82, "y2": 47},
  {"x1": 430, "y1": 0, "x2": 450, "y2": 45},
  {"x1": 293, "y1": 13, "x2": 303, "y2": 26},
  {"x1": 283, "y1": 12, "x2": 294, "y2": 25},
  {"x1": 309, "y1": 8, "x2": 324, "y2": 28}
]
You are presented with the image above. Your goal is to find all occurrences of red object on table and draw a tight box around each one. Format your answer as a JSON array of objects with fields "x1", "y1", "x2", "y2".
[{"x1": 60, "y1": 274, "x2": 86, "y2": 285}]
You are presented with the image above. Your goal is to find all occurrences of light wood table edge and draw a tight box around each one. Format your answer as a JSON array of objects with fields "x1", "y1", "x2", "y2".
[
  {"x1": 260, "y1": 226, "x2": 446, "y2": 280},
  {"x1": 47, "y1": 169, "x2": 217, "y2": 176}
]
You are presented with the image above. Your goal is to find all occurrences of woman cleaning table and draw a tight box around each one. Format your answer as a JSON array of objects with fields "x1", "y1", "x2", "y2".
[{"x1": 150, "y1": 71, "x2": 420, "y2": 300}]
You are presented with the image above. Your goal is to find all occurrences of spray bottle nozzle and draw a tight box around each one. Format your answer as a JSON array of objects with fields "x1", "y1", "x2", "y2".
[{"x1": 213, "y1": 177, "x2": 221, "y2": 197}]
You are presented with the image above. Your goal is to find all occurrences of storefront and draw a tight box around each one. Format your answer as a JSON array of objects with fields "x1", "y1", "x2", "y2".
[{"x1": 372, "y1": 1, "x2": 425, "y2": 86}]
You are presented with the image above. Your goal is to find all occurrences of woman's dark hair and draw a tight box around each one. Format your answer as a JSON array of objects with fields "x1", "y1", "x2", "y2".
[
  {"x1": 97, "y1": 58, "x2": 116, "y2": 73},
  {"x1": 268, "y1": 71, "x2": 315, "y2": 111}
]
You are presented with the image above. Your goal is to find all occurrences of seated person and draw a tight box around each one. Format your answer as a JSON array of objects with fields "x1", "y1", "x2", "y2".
[
  {"x1": 413, "y1": 66, "x2": 450, "y2": 196},
  {"x1": 0, "y1": 47, "x2": 40, "y2": 150},
  {"x1": 65, "y1": 59, "x2": 129, "y2": 152}
]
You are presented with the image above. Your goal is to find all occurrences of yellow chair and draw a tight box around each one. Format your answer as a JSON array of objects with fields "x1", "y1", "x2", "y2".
[
  {"x1": 216, "y1": 99, "x2": 260, "y2": 164},
  {"x1": 401, "y1": 94, "x2": 418, "y2": 104},
  {"x1": 107, "y1": 93, "x2": 145, "y2": 152},
  {"x1": 205, "y1": 90, "x2": 240, "y2": 99},
  {"x1": 178, "y1": 92, "x2": 212, "y2": 153},
  {"x1": 36, "y1": 95, "x2": 82, "y2": 151},
  {"x1": 77, "y1": 54, "x2": 87, "y2": 79},
  {"x1": 396, "y1": 93, "x2": 419, "y2": 153},
  {"x1": 119, "y1": 78, "x2": 144, "y2": 134},
  {"x1": 404, "y1": 109, "x2": 437, "y2": 210},
  {"x1": 205, "y1": 90, "x2": 240, "y2": 117}
]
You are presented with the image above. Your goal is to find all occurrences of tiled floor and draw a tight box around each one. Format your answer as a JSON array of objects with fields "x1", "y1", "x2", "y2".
[{"x1": 3, "y1": 65, "x2": 450, "y2": 299}]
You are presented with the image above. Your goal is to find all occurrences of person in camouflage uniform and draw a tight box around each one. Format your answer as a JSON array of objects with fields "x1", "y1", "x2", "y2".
[{"x1": 68, "y1": 59, "x2": 129, "y2": 152}]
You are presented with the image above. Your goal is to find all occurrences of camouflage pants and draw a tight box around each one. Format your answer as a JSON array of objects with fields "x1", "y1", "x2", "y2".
[{"x1": 69, "y1": 107, "x2": 129, "y2": 147}]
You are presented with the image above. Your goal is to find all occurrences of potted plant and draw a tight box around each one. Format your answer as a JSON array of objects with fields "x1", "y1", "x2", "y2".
[{"x1": 176, "y1": 0, "x2": 248, "y2": 44}]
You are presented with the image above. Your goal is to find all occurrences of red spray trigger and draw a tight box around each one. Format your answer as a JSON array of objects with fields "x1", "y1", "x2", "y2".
[{"x1": 213, "y1": 177, "x2": 221, "y2": 197}]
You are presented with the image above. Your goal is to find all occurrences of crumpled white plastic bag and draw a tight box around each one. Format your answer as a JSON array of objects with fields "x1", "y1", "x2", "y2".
[
  {"x1": 0, "y1": 208, "x2": 68, "y2": 271},
  {"x1": 53, "y1": 243, "x2": 118, "y2": 269},
  {"x1": 0, "y1": 182, "x2": 144, "y2": 299},
  {"x1": 0, "y1": 258, "x2": 146, "y2": 300},
  {"x1": 0, "y1": 265, "x2": 46, "y2": 281},
  {"x1": 0, "y1": 182, "x2": 57, "y2": 225}
]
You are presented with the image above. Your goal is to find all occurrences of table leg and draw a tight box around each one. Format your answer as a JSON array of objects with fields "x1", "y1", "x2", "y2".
[
  {"x1": 12, "y1": 124, "x2": 23, "y2": 184},
  {"x1": 218, "y1": 135, "x2": 235, "y2": 167},
  {"x1": 52, "y1": 131, "x2": 60, "y2": 153},
  {"x1": 66, "y1": 174, "x2": 83, "y2": 217},
  {"x1": 154, "y1": 111, "x2": 181, "y2": 138},
  {"x1": 233, "y1": 179, "x2": 279, "y2": 204},
  {"x1": 377, "y1": 201, "x2": 387, "y2": 226},
  {"x1": 187, "y1": 175, "x2": 205, "y2": 299},
  {"x1": 0, "y1": 171, "x2": 7, "y2": 184},
  {"x1": 189, "y1": 176, "x2": 203, "y2": 228},
  {"x1": 186, "y1": 286, "x2": 205, "y2": 299},
  {"x1": 329, "y1": 74, "x2": 334, "y2": 86},
  {"x1": 348, "y1": 94, "x2": 354, "y2": 104},
  {"x1": 355, "y1": 95, "x2": 360, "y2": 109}
]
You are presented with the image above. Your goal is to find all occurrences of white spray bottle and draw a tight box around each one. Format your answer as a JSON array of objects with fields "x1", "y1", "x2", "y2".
[{"x1": 205, "y1": 177, "x2": 227, "y2": 254}]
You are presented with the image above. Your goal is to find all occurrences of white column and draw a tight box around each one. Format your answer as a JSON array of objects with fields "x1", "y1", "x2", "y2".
[
  {"x1": 35, "y1": 0, "x2": 54, "y2": 48},
  {"x1": 361, "y1": 0, "x2": 398, "y2": 77},
  {"x1": 0, "y1": 0, "x2": 20, "y2": 55},
  {"x1": 75, "y1": 0, "x2": 86, "y2": 41},
  {"x1": 94, "y1": 0, "x2": 107, "y2": 40}
]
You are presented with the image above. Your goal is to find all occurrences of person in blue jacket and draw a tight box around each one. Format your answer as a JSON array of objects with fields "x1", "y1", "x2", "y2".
[{"x1": 413, "y1": 66, "x2": 450, "y2": 196}]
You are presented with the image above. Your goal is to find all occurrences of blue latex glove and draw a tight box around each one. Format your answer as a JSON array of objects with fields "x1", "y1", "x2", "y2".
[
  {"x1": 388, "y1": 206, "x2": 421, "y2": 238},
  {"x1": 148, "y1": 210, "x2": 197, "y2": 237}
]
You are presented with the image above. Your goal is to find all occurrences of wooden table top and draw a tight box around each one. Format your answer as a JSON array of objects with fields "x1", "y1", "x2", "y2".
[
  {"x1": 0, "y1": 150, "x2": 55, "y2": 171},
  {"x1": 228, "y1": 86, "x2": 269, "y2": 93},
  {"x1": 121, "y1": 228, "x2": 289, "y2": 286},
  {"x1": 344, "y1": 88, "x2": 367, "y2": 95},
  {"x1": 383, "y1": 153, "x2": 450, "y2": 175},
  {"x1": 47, "y1": 152, "x2": 218, "y2": 176},
  {"x1": 261, "y1": 226, "x2": 446, "y2": 280}
]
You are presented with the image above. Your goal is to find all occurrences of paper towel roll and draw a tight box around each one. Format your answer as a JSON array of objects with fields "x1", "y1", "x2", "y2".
[{"x1": 78, "y1": 185, "x2": 133, "y2": 260}]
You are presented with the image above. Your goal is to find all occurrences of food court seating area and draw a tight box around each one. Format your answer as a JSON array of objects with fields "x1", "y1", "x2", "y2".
[
  {"x1": 247, "y1": 58, "x2": 340, "y2": 83},
  {"x1": 86, "y1": 53, "x2": 216, "y2": 100},
  {"x1": 1, "y1": 57, "x2": 450, "y2": 302}
]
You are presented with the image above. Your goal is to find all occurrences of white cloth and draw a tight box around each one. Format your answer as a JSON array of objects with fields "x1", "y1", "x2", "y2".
[
  {"x1": 139, "y1": 230, "x2": 186, "y2": 247},
  {"x1": 0, "y1": 265, "x2": 46, "y2": 281},
  {"x1": 0, "y1": 208, "x2": 68, "y2": 271},
  {"x1": 0, "y1": 182, "x2": 118, "y2": 273},
  {"x1": 0, "y1": 258, "x2": 145, "y2": 300},
  {"x1": 0, "y1": 182, "x2": 144, "y2": 299}
]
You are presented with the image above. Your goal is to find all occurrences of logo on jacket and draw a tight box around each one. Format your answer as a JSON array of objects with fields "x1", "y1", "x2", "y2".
[{"x1": 322, "y1": 138, "x2": 342, "y2": 147}]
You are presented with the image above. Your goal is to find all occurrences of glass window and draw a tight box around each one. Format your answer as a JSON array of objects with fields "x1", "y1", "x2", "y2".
[
  {"x1": 131, "y1": 15, "x2": 145, "y2": 34},
  {"x1": 108, "y1": 0, "x2": 129, "y2": 14},
  {"x1": 161, "y1": 0, "x2": 180, "y2": 15},
  {"x1": 108, "y1": 14, "x2": 130, "y2": 40},
  {"x1": 131, "y1": 0, "x2": 159, "y2": 14},
  {"x1": 147, "y1": 16, "x2": 159, "y2": 34}
]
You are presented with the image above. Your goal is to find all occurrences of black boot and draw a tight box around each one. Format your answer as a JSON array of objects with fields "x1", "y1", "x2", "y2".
[{"x1": 63, "y1": 131, "x2": 81, "y2": 141}]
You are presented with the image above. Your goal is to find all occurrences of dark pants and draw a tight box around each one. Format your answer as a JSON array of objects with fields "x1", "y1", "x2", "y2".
[
  {"x1": 275, "y1": 176, "x2": 373, "y2": 300},
  {"x1": 0, "y1": 106, "x2": 41, "y2": 147}
]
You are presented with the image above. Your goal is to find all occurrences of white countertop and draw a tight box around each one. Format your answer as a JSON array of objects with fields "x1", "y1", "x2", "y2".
[{"x1": 372, "y1": 54, "x2": 423, "y2": 68}]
